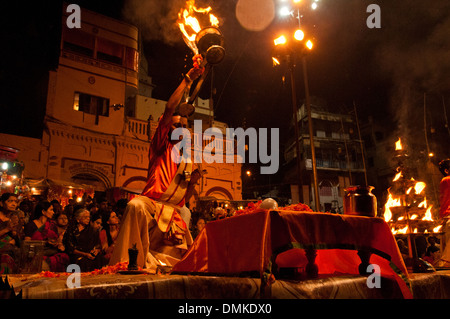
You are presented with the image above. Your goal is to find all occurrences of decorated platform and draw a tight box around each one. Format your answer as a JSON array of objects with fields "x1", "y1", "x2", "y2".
[
  {"x1": 4, "y1": 270, "x2": 450, "y2": 299},
  {"x1": 3, "y1": 209, "x2": 450, "y2": 300}
]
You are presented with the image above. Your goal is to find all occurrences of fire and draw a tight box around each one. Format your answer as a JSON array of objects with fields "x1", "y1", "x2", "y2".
[
  {"x1": 414, "y1": 181, "x2": 426, "y2": 194},
  {"x1": 272, "y1": 57, "x2": 280, "y2": 66},
  {"x1": 418, "y1": 199, "x2": 427, "y2": 208},
  {"x1": 433, "y1": 225, "x2": 442, "y2": 233},
  {"x1": 422, "y1": 206, "x2": 433, "y2": 221},
  {"x1": 178, "y1": 0, "x2": 220, "y2": 54},
  {"x1": 157, "y1": 259, "x2": 167, "y2": 266},
  {"x1": 393, "y1": 171, "x2": 402, "y2": 182},
  {"x1": 395, "y1": 138, "x2": 402, "y2": 150},
  {"x1": 383, "y1": 191, "x2": 401, "y2": 222},
  {"x1": 396, "y1": 225, "x2": 408, "y2": 234},
  {"x1": 274, "y1": 35, "x2": 287, "y2": 46}
]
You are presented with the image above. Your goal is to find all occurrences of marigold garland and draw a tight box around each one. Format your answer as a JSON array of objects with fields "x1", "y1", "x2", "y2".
[
  {"x1": 39, "y1": 262, "x2": 138, "y2": 278},
  {"x1": 234, "y1": 200, "x2": 313, "y2": 216}
]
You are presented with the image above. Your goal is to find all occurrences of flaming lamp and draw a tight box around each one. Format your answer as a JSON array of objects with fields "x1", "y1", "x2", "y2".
[{"x1": 177, "y1": 2, "x2": 225, "y2": 117}]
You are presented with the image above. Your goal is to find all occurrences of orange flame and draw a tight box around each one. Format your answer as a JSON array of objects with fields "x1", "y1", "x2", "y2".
[
  {"x1": 418, "y1": 199, "x2": 427, "y2": 208},
  {"x1": 414, "y1": 181, "x2": 426, "y2": 194},
  {"x1": 383, "y1": 191, "x2": 401, "y2": 222},
  {"x1": 393, "y1": 171, "x2": 402, "y2": 182},
  {"x1": 422, "y1": 206, "x2": 433, "y2": 221},
  {"x1": 395, "y1": 138, "x2": 402, "y2": 150},
  {"x1": 178, "y1": 0, "x2": 220, "y2": 54}
]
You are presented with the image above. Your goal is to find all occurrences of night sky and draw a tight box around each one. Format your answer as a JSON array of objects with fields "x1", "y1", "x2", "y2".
[{"x1": 1, "y1": 0, "x2": 449, "y2": 162}]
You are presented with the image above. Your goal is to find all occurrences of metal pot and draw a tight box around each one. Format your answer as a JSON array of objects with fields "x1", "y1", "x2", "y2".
[{"x1": 344, "y1": 185, "x2": 377, "y2": 217}]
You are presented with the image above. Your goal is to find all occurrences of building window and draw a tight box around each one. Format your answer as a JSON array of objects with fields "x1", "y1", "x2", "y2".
[
  {"x1": 63, "y1": 29, "x2": 95, "y2": 57},
  {"x1": 97, "y1": 37, "x2": 123, "y2": 65},
  {"x1": 73, "y1": 92, "x2": 109, "y2": 124}
]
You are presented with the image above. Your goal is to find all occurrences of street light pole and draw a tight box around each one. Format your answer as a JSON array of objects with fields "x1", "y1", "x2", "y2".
[
  {"x1": 288, "y1": 56, "x2": 304, "y2": 204},
  {"x1": 302, "y1": 56, "x2": 320, "y2": 211}
]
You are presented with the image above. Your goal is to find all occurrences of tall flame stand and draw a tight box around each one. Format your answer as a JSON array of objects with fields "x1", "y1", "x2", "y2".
[{"x1": 389, "y1": 149, "x2": 437, "y2": 273}]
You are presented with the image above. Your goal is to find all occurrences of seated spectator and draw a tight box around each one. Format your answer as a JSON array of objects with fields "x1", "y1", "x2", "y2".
[
  {"x1": 100, "y1": 211, "x2": 120, "y2": 263},
  {"x1": 50, "y1": 199, "x2": 62, "y2": 215},
  {"x1": 90, "y1": 212, "x2": 103, "y2": 232},
  {"x1": 192, "y1": 217, "x2": 207, "y2": 239},
  {"x1": 423, "y1": 245, "x2": 441, "y2": 266},
  {"x1": 9, "y1": 211, "x2": 25, "y2": 245},
  {"x1": 18, "y1": 199, "x2": 32, "y2": 225},
  {"x1": 63, "y1": 208, "x2": 104, "y2": 272},
  {"x1": 1, "y1": 193, "x2": 19, "y2": 215},
  {"x1": 54, "y1": 212, "x2": 69, "y2": 250},
  {"x1": 24, "y1": 201, "x2": 69, "y2": 272},
  {"x1": 0, "y1": 194, "x2": 20, "y2": 273}
]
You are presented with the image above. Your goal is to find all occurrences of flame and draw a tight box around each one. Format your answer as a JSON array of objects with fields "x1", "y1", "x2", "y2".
[
  {"x1": 383, "y1": 191, "x2": 401, "y2": 222},
  {"x1": 397, "y1": 225, "x2": 408, "y2": 234},
  {"x1": 418, "y1": 199, "x2": 427, "y2": 208},
  {"x1": 209, "y1": 13, "x2": 219, "y2": 26},
  {"x1": 157, "y1": 259, "x2": 167, "y2": 266},
  {"x1": 433, "y1": 225, "x2": 443, "y2": 233},
  {"x1": 393, "y1": 171, "x2": 402, "y2": 182},
  {"x1": 422, "y1": 206, "x2": 433, "y2": 221},
  {"x1": 395, "y1": 138, "x2": 402, "y2": 150},
  {"x1": 410, "y1": 214, "x2": 418, "y2": 220},
  {"x1": 274, "y1": 35, "x2": 287, "y2": 46},
  {"x1": 272, "y1": 57, "x2": 280, "y2": 66},
  {"x1": 178, "y1": 0, "x2": 220, "y2": 54},
  {"x1": 414, "y1": 181, "x2": 426, "y2": 194}
]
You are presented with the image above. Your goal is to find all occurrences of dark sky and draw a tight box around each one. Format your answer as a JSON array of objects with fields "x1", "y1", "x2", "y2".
[{"x1": 1, "y1": 0, "x2": 449, "y2": 160}]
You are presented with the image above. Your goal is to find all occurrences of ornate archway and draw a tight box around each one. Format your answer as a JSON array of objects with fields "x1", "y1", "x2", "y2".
[
  {"x1": 71, "y1": 168, "x2": 112, "y2": 191},
  {"x1": 205, "y1": 186, "x2": 233, "y2": 201}
]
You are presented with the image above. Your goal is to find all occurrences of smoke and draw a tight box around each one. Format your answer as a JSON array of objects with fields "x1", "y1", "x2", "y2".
[
  {"x1": 372, "y1": 1, "x2": 450, "y2": 156},
  {"x1": 122, "y1": 0, "x2": 187, "y2": 45}
]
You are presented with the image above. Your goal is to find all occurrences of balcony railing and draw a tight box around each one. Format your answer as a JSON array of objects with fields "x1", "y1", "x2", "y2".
[{"x1": 306, "y1": 159, "x2": 365, "y2": 171}]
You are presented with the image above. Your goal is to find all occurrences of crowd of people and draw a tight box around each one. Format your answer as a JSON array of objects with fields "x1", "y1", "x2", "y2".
[
  {"x1": 0, "y1": 192, "x2": 210, "y2": 274},
  {"x1": 1, "y1": 192, "x2": 126, "y2": 273}
]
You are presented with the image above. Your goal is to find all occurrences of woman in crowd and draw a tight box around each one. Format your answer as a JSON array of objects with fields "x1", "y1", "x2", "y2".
[
  {"x1": 55, "y1": 212, "x2": 69, "y2": 236},
  {"x1": 192, "y1": 217, "x2": 207, "y2": 239},
  {"x1": 24, "y1": 201, "x2": 69, "y2": 272},
  {"x1": 0, "y1": 193, "x2": 20, "y2": 273},
  {"x1": 100, "y1": 211, "x2": 120, "y2": 264},
  {"x1": 63, "y1": 208, "x2": 104, "y2": 272},
  {"x1": 54, "y1": 211, "x2": 69, "y2": 252}
]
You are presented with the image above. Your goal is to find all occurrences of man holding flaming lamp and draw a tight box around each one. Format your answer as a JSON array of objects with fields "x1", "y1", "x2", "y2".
[{"x1": 109, "y1": 56, "x2": 205, "y2": 271}]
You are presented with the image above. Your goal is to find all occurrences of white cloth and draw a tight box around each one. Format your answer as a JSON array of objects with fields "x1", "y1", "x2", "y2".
[
  {"x1": 179, "y1": 205, "x2": 192, "y2": 228},
  {"x1": 108, "y1": 196, "x2": 192, "y2": 273}
]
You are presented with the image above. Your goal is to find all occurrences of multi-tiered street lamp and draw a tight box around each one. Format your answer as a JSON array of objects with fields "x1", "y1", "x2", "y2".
[{"x1": 272, "y1": 3, "x2": 321, "y2": 210}]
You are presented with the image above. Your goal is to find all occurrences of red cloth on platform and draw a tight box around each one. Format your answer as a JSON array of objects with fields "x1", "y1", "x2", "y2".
[{"x1": 172, "y1": 210, "x2": 412, "y2": 298}]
